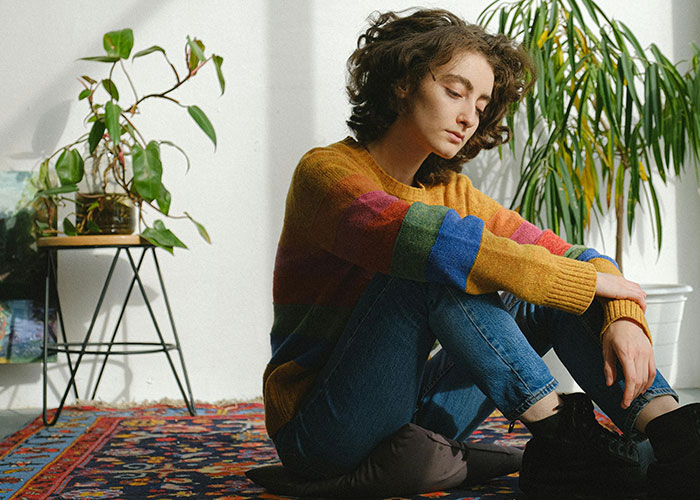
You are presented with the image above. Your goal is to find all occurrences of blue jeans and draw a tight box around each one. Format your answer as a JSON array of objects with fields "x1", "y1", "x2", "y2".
[{"x1": 273, "y1": 274, "x2": 677, "y2": 479}]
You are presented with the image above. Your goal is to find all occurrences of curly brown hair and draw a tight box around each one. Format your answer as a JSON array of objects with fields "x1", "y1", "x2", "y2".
[{"x1": 346, "y1": 8, "x2": 534, "y2": 185}]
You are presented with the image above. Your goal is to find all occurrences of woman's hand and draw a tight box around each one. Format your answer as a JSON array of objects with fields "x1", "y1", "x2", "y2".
[
  {"x1": 602, "y1": 319, "x2": 656, "y2": 409},
  {"x1": 595, "y1": 272, "x2": 654, "y2": 408},
  {"x1": 595, "y1": 272, "x2": 647, "y2": 312}
]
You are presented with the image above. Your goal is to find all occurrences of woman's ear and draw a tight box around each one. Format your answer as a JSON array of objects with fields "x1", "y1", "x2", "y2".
[
  {"x1": 394, "y1": 82, "x2": 410, "y2": 99},
  {"x1": 393, "y1": 80, "x2": 411, "y2": 113}
]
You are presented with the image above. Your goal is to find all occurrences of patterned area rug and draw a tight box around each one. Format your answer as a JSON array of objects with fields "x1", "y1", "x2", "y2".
[{"x1": 0, "y1": 402, "x2": 532, "y2": 499}]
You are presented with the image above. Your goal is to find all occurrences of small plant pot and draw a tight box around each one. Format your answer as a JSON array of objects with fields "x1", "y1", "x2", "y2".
[{"x1": 75, "y1": 193, "x2": 136, "y2": 235}]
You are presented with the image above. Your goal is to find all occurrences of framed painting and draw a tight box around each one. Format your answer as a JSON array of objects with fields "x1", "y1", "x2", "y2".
[{"x1": 0, "y1": 170, "x2": 56, "y2": 363}]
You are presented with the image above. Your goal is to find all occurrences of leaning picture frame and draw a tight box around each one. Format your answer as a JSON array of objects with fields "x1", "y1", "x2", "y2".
[{"x1": 0, "y1": 170, "x2": 57, "y2": 363}]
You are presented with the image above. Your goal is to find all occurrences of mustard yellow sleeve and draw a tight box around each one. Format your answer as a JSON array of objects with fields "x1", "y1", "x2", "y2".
[{"x1": 590, "y1": 257, "x2": 652, "y2": 343}]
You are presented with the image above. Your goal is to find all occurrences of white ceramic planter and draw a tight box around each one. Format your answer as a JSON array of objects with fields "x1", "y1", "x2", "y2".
[{"x1": 643, "y1": 283, "x2": 693, "y2": 386}]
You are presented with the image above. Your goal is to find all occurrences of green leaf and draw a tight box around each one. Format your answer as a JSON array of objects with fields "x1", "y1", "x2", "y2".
[
  {"x1": 39, "y1": 159, "x2": 50, "y2": 189},
  {"x1": 105, "y1": 101, "x2": 122, "y2": 145},
  {"x1": 156, "y1": 184, "x2": 171, "y2": 215},
  {"x1": 132, "y1": 141, "x2": 163, "y2": 201},
  {"x1": 132, "y1": 45, "x2": 166, "y2": 59},
  {"x1": 617, "y1": 21, "x2": 647, "y2": 61},
  {"x1": 101, "y1": 79, "x2": 119, "y2": 100},
  {"x1": 78, "y1": 89, "x2": 91, "y2": 100},
  {"x1": 55, "y1": 149, "x2": 84, "y2": 186},
  {"x1": 185, "y1": 212, "x2": 211, "y2": 244},
  {"x1": 63, "y1": 218, "x2": 78, "y2": 236},
  {"x1": 86, "y1": 220, "x2": 101, "y2": 234},
  {"x1": 37, "y1": 184, "x2": 79, "y2": 197},
  {"x1": 620, "y1": 53, "x2": 640, "y2": 107},
  {"x1": 88, "y1": 119, "x2": 106, "y2": 154},
  {"x1": 142, "y1": 220, "x2": 187, "y2": 254},
  {"x1": 187, "y1": 105, "x2": 216, "y2": 147},
  {"x1": 213, "y1": 55, "x2": 225, "y2": 95},
  {"x1": 103, "y1": 28, "x2": 134, "y2": 59},
  {"x1": 80, "y1": 55, "x2": 120, "y2": 63},
  {"x1": 187, "y1": 36, "x2": 206, "y2": 71}
]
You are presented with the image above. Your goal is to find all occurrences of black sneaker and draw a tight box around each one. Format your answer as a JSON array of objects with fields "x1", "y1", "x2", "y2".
[
  {"x1": 519, "y1": 393, "x2": 646, "y2": 499},
  {"x1": 646, "y1": 403, "x2": 700, "y2": 500}
]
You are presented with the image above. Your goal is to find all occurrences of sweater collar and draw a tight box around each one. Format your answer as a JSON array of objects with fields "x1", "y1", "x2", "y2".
[{"x1": 341, "y1": 137, "x2": 427, "y2": 202}]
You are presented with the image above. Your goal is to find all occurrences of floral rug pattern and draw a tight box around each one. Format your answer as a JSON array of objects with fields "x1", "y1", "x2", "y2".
[{"x1": 0, "y1": 403, "x2": 531, "y2": 499}]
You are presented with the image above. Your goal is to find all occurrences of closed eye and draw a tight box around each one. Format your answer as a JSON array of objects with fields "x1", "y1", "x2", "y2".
[{"x1": 445, "y1": 87, "x2": 462, "y2": 99}]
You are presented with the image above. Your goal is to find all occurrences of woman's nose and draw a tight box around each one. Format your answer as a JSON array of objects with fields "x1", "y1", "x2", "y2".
[{"x1": 458, "y1": 104, "x2": 479, "y2": 129}]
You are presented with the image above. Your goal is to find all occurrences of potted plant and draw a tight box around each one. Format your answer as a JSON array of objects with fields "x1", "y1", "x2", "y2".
[
  {"x1": 477, "y1": 0, "x2": 700, "y2": 384},
  {"x1": 478, "y1": 0, "x2": 700, "y2": 269},
  {"x1": 33, "y1": 28, "x2": 225, "y2": 253}
]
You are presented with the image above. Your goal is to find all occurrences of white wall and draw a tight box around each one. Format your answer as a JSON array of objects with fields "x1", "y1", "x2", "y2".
[{"x1": 0, "y1": 0, "x2": 698, "y2": 409}]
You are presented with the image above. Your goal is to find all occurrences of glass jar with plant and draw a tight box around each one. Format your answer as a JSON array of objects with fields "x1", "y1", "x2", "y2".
[{"x1": 34, "y1": 28, "x2": 225, "y2": 253}]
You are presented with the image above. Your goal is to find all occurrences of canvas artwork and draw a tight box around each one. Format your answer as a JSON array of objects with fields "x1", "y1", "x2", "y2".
[{"x1": 0, "y1": 170, "x2": 56, "y2": 363}]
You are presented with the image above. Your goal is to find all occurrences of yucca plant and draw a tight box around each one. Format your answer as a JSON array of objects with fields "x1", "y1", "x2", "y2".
[{"x1": 478, "y1": 0, "x2": 700, "y2": 269}]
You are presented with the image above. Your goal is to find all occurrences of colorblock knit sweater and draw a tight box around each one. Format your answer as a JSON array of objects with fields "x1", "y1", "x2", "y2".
[{"x1": 265, "y1": 137, "x2": 649, "y2": 437}]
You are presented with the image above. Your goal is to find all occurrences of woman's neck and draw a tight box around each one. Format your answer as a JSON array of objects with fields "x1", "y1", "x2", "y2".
[{"x1": 366, "y1": 124, "x2": 428, "y2": 186}]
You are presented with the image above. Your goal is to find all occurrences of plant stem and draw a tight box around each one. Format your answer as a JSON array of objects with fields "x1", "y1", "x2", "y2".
[
  {"x1": 120, "y1": 114, "x2": 147, "y2": 148},
  {"x1": 132, "y1": 74, "x2": 189, "y2": 108},
  {"x1": 615, "y1": 189, "x2": 624, "y2": 272},
  {"x1": 120, "y1": 59, "x2": 140, "y2": 103},
  {"x1": 130, "y1": 56, "x2": 211, "y2": 109}
]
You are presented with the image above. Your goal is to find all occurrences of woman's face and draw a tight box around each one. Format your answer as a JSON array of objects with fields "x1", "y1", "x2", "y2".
[{"x1": 400, "y1": 51, "x2": 494, "y2": 159}]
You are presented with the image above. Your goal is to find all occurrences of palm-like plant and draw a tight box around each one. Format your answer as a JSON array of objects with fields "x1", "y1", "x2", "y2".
[{"x1": 478, "y1": 0, "x2": 700, "y2": 269}]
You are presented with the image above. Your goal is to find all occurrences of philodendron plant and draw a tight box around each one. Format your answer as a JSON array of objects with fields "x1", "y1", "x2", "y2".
[{"x1": 34, "y1": 28, "x2": 224, "y2": 253}]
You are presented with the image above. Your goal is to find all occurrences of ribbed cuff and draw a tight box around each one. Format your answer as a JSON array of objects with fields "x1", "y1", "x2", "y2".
[
  {"x1": 543, "y1": 258, "x2": 597, "y2": 314},
  {"x1": 601, "y1": 299, "x2": 652, "y2": 344}
]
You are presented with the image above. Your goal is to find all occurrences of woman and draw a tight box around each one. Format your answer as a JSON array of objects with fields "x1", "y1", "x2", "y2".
[{"x1": 263, "y1": 8, "x2": 697, "y2": 499}]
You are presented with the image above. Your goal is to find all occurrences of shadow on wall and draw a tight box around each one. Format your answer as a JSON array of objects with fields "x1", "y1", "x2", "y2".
[
  {"x1": 0, "y1": 1, "x2": 170, "y2": 410},
  {"x1": 671, "y1": 0, "x2": 700, "y2": 388},
  {"x1": 0, "y1": 1, "x2": 166, "y2": 169},
  {"x1": 265, "y1": 1, "x2": 316, "y2": 266}
]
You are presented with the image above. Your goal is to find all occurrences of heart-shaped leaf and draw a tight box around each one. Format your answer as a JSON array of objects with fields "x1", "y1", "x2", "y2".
[
  {"x1": 103, "y1": 28, "x2": 134, "y2": 59},
  {"x1": 63, "y1": 218, "x2": 78, "y2": 236},
  {"x1": 187, "y1": 36, "x2": 205, "y2": 71},
  {"x1": 132, "y1": 141, "x2": 163, "y2": 201},
  {"x1": 101, "y1": 79, "x2": 119, "y2": 100},
  {"x1": 55, "y1": 149, "x2": 84, "y2": 186},
  {"x1": 88, "y1": 119, "x2": 106, "y2": 154},
  {"x1": 142, "y1": 219, "x2": 187, "y2": 254},
  {"x1": 156, "y1": 184, "x2": 172, "y2": 215}
]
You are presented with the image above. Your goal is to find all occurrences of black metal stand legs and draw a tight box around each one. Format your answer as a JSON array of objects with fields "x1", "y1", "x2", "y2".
[{"x1": 41, "y1": 245, "x2": 196, "y2": 426}]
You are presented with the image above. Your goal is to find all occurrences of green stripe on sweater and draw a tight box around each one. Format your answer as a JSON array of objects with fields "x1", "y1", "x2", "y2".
[
  {"x1": 271, "y1": 304, "x2": 353, "y2": 342},
  {"x1": 390, "y1": 202, "x2": 449, "y2": 281},
  {"x1": 563, "y1": 245, "x2": 587, "y2": 260}
]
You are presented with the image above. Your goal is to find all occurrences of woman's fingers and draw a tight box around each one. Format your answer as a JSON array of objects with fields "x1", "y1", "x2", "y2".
[
  {"x1": 602, "y1": 319, "x2": 655, "y2": 408},
  {"x1": 595, "y1": 273, "x2": 647, "y2": 311}
]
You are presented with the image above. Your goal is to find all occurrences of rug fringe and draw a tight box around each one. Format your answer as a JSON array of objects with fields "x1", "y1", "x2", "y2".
[{"x1": 73, "y1": 396, "x2": 263, "y2": 409}]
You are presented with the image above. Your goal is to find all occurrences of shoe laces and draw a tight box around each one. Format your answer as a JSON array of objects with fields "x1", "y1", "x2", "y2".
[{"x1": 561, "y1": 393, "x2": 639, "y2": 463}]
